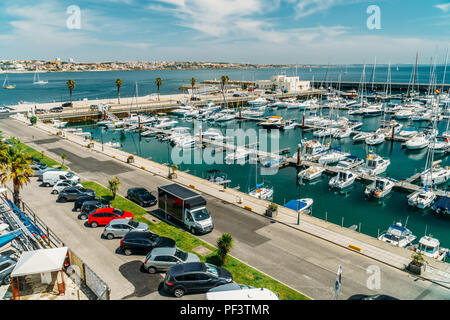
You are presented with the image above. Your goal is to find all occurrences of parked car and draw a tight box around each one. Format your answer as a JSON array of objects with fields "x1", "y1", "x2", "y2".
[
  {"x1": 143, "y1": 247, "x2": 199, "y2": 274},
  {"x1": 51, "y1": 180, "x2": 82, "y2": 194},
  {"x1": 163, "y1": 262, "x2": 233, "y2": 297},
  {"x1": 88, "y1": 207, "x2": 133, "y2": 228},
  {"x1": 62, "y1": 102, "x2": 73, "y2": 108},
  {"x1": 35, "y1": 108, "x2": 46, "y2": 114},
  {"x1": 73, "y1": 195, "x2": 98, "y2": 211},
  {"x1": 126, "y1": 187, "x2": 157, "y2": 207},
  {"x1": 57, "y1": 186, "x2": 95, "y2": 202},
  {"x1": 190, "y1": 97, "x2": 201, "y2": 101},
  {"x1": 50, "y1": 107, "x2": 63, "y2": 113},
  {"x1": 347, "y1": 294, "x2": 399, "y2": 300},
  {"x1": 78, "y1": 200, "x2": 111, "y2": 219},
  {"x1": 31, "y1": 164, "x2": 47, "y2": 177},
  {"x1": 206, "y1": 283, "x2": 279, "y2": 300},
  {"x1": 102, "y1": 219, "x2": 149, "y2": 239},
  {"x1": 119, "y1": 231, "x2": 175, "y2": 256},
  {"x1": 0, "y1": 255, "x2": 17, "y2": 285},
  {"x1": 43, "y1": 171, "x2": 80, "y2": 187}
]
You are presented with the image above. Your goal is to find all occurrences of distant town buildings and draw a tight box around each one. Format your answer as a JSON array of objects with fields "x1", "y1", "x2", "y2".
[{"x1": 0, "y1": 59, "x2": 319, "y2": 73}]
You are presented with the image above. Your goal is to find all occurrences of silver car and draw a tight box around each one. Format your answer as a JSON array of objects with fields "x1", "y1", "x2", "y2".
[
  {"x1": 143, "y1": 247, "x2": 200, "y2": 274},
  {"x1": 102, "y1": 219, "x2": 149, "y2": 240}
]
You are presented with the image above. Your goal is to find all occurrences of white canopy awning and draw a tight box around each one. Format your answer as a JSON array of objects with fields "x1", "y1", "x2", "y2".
[{"x1": 11, "y1": 247, "x2": 68, "y2": 277}]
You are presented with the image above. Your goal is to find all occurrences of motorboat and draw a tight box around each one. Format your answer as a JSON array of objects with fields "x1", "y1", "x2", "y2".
[
  {"x1": 104, "y1": 141, "x2": 121, "y2": 148},
  {"x1": 420, "y1": 165, "x2": 450, "y2": 186},
  {"x1": 281, "y1": 119, "x2": 298, "y2": 130},
  {"x1": 52, "y1": 120, "x2": 68, "y2": 128},
  {"x1": 365, "y1": 132, "x2": 385, "y2": 145},
  {"x1": 365, "y1": 178, "x2": 395, "y2": 198},
  {"x1": 333, "y1": 127, "x2": 353, "y2": 138},
  {"x1": 313, "y1": 127, "x2": 338, "y2": 137},
  {"x1": 318, "y1": 150, "x2": 351, "y2": 165},
  {"x1": 248, "y1": 98, "x2": 268, "y2": 107},
  {"x1": 405, "y1": 134, "x2": 430, "y2": 150},
  {"x1": 156, "y1": 119, "x2": 178, "y2": 129},
  {"x1": 284, "y1": 199, "x2": 314, "y2": 213},
  {"x1": 362, "y1": 104, "x2": 383, "y2": 117},
  {"x1": 215, "y1": 113, "x2": 236, "y2": 122},
  {"x1": 248, "y1": 183, "x2": 273, "y2": 200},
  {"x1": 358, "y1": 153, "x2": 390, "y2": 176},
  {"x1": 225, "y1": 148, "x2": 250, "y2": 163},
  {"x1": 301, "y1": 140, "x2": 330, "y2": 160},
  {"x1": 394, "y1": 109, "x2": 414, "y2": 120},
  {"x1": 411, "y1": 111, "x2": 432, "y2": 121},
  {"x1": 428, "y1": 139, "x2": 450, "y2": 154},
  {"x1": 329, "y1": 170, "x2": 357, "y2": 189},
  {"x1": 431, "y1": 196, "x2": 450, "y2": 215},
  {"x1": 335, "y1": 156, "x2": 364, "y2": 170},
  {"x1": 298, "y1": 165, "x2": 326, "y2": 180},
  {"x1": 399, "y1": 128, "x2": 418, "y2": 137},
  {"x1": 352, "y1": 131, "x2": 372, "y2": 143},
  {"x1": 175, "y1": 136, "x2": 198, "y2": 149},
  {"x1": 408, "y1": 188, "x2": 436, "y2": 209},
  {"x1": 378, "y1": 222, "x2": 416, "y2": 248},
  {"x1": 259, "y1": 116, "x2": 283, "y2": 129},
  {"x1": 415, "y1": 236, "x2": 449, "y2": 261}
]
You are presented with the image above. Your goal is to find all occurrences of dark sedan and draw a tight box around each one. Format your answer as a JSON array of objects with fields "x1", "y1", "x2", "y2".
[
  {"x1": 119, "y1": 231, "x2": 175, "y2": 256},
  {"x1": 126, "y1": 187, "x2": 157, "y2": 207},
  {"x1": 78, "y1": 200, "x2": 111, "y2": 219},
  {"x1": 163, "y1": 262, "x2": 233, "y2": 298},
  {"x1": 50, "y1": 107, "x2": 63, "y2": 113},
  {"x1": 57, "y1": 186, "x2": 95, "y2": 202}
]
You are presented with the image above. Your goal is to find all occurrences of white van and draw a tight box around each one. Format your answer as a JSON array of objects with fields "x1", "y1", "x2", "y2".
[
  {"x1": 42, "y1": 171, "x2": 80, "y2": 187},
  {"x1": 206, "y1": 283, "x2": 279, "y2": 300}
]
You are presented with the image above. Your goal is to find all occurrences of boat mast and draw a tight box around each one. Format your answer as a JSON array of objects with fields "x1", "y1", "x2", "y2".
[
  {"x1": 441, "y1": 47, "x2": 449, "y2": 94},
  {"x1": 371, "y1": 56, "x2": 377, "y2": 92},
  {"x1": 413, "y1": 52, "x2": 418, "y2": 95}
]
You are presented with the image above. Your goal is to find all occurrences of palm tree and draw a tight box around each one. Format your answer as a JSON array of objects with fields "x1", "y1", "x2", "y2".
[
  {"x1": 115, "y1": 79, "x2": 122, "y2": 104},
  {"x1": 108, "y1": 176, "x2": 120, "y2": 200},
  {"x1": 155, "y1": 78, "x2": 163, "y2": 101},
  {"x1": 217, "y1": 233, "x2": 234, "y2": 265},
  {"x1": 61, "y1": 153, "x2": 67, "y2": 167},
  {"x1": 66, "y1": 80, "x2": 76, "y2": 105},
  {"x1": 0, "y1": 145, "x2": 33, "y2": 206},
  {"x1": 220, "y1": 75, "x2": 229, "y2": 108},
  {"x1": 190, "y1": 77, "x2": 197, "y2": 99}
]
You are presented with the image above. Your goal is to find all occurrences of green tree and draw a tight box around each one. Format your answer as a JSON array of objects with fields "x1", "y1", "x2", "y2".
[
  {"x1": 29, "y1": 116, "x2": 37, "y2": 126},
  {"x1": 0, "y1": 145, "x2": 33, "y2": 206},
  {"x1": 190, "y1": 77, "x2": 197, "y2": 98},
  {"x1": 115, "y1": 79, "x2": 122, "y2": 104},
  {"x1": 217, "y1": 233, "x2": 234, "y2": 265},
  {"x1": 66, "y1": 79, "x2": 76, "y2": 104},
  {"x1": 61, "y1": 153, "x2": 67, "y2": 167},
  {"x1": 108, "y1": 176, "x2": 121, "y2": 200},
  {"x1": 220, "y1": 75, "x2": 229, "y2": 108},
  {"x1": 155, "y1": 77, "x2": 163, "y2": 101}
]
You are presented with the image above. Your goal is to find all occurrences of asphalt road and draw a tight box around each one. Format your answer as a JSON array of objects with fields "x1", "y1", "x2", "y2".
[{"x1": 1, "y1": 118, "x2": 449, "y2": 300}]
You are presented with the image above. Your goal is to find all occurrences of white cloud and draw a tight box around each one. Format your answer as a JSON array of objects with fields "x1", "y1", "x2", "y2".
[{"x1": 434, "y1": 3, "x2": 450, "y2": 12}]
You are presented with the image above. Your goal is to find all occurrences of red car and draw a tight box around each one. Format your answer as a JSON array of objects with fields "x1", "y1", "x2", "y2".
[{"x1": 88, "y1": 208, "x2": 133, "y2": 228}]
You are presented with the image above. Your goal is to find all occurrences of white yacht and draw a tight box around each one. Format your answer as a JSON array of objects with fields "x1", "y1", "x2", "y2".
[
  {"x1": 318, "y1": 150, "x2": 351, "y2": 165},
  {"x1": 248, "y1": 98, "x2": 268, "y2": 107},
  {"x1": 420, "y1": 165, "x2": 450, "y2": 186},
  {"x1": 281, "y1": 119, "x2": 298, "y2": 130},
  {"x1": 248, "y1": 185, "x2": 273, "y2": 200},
  {"x1": 415, "y1": 236, "x2": 449, "y2": 261},
  {"x1": 358, "y1": 153, "x2": 390, "y2": 176},
  {"x1": 298, "y1": 165, "x2": 326, "y2": 180},
  {"x1": 52, "y1": 120, "x2": 68, "y2": 128},
  {"x1": 313, "y1": 128, "x2": 338, "y2": 138},
  {"x1": 333, "y1": 127, "x2": 353, "y2": 138},
  {"x1": 378, "y1": 222, "x2": 416, "y2": 248},
  {"x1": 301, "y1": 140, "x2": 330, "y2": 160},
  {"x1": 259, "y1": 116, "x2": 283, "y2": 129},
  {"x1": 175, "y1": 136, "x2": 198, "y2": 149},
  {"x1": 428, "y1": 139, "x2": 450, "y2": 154},
  {"x1": 365, "y1": 132, "x2": 385, "y2": 145},
  {"x1": 405, "y1": 134, "x2": 430, "y2": 150},
  {"x1": 335, "y1": 156, "x2": 364, "y2": 170},
  {"x1": 394, "y1": 108, "x2": 414, "y2": 120},
  {"x1": 156, "y1": 119, "x2": 178, "y2": 129},
  {"x1": 329, "y1": 170, "x2": 357, "y2": 189},
  {"x1": 408, "y1": 189, "x2": 436, "y2": 209},
  {"x1": 399, "y1": 128, "x2": 418, "y2": 137},
  {"x1": 365, "y1": 178, "x2": 395, "y2": 198},
  {"x1": 352, "y1": 131, "x2": 372, "y2": 143},
  {"x1": 104, "y1": 141, "x2": 121, "y2": 148},
  {"x1": 225, "y1": 148, "x2": 249, "y2": 163}
]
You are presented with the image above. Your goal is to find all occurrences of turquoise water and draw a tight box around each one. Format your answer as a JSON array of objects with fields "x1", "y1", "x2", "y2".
[{"x1": 74, "y1": 108, "x2": 450, "y2": 251}]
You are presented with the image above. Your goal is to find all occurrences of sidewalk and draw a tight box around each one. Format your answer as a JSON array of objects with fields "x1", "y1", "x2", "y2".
[{"x1": 14, "y1": 114, "x2": 450, "y2": 289}]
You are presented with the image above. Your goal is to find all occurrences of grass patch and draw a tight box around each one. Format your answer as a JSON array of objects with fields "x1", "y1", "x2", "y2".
[
  {"x1": 11, "y1": 140, "x2": 68, "y2": 170},
  {"x1": 81, "y1": 181, "x2": 309, "y2": 300}
]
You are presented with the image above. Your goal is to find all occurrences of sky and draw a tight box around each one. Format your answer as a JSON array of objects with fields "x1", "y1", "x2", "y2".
[{"x1": 0, "y1": 0, "x2": 449, "y2": 64}]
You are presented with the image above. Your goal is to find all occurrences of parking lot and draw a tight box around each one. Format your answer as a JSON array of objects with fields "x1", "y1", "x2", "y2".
[{"x1": 16, "y1": 177, "x2": 205, "y2": 300}]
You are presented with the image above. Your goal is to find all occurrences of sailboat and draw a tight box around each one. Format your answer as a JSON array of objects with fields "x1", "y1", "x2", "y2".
[
  {"x1": 33, "y1": 67, "x2": 48, "y2": 85},
  {"x1": 3, "y1": 75, "x2": 15, "y2": 89}
]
